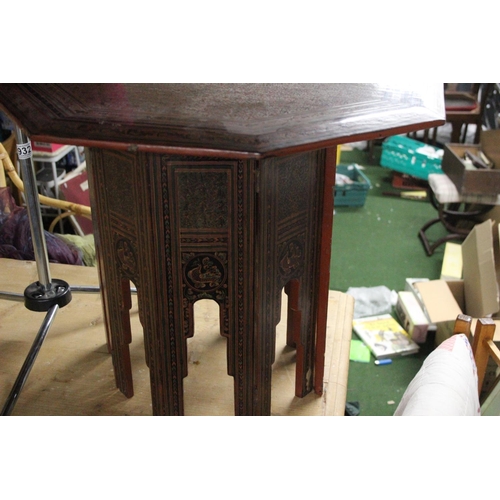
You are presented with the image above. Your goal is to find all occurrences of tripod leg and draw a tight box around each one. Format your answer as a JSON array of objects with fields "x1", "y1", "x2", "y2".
[{"x1": 0, "y1": 304, "x2": 59, "y2": 416}]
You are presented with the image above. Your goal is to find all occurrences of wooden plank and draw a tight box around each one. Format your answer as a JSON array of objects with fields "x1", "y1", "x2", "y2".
[{"x1": 0, "y1": 258, "x2": 353, "y2": 416}]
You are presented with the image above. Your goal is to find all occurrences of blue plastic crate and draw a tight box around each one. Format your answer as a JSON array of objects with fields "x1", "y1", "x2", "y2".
[
  {"x1": 335, "y1": 164, "x2": 371, "y2": 207},
  {"x1": 380, "y1": 135, "x2": 443, "y2": 180}
]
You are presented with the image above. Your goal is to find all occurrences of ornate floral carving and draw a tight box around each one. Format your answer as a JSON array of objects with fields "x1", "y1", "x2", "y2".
[
  {"x1": 116, "y1": 238, "x2": 137, "y2": 278},
  {"x1": 278, "y1": 240, "x2": 304, "y2": 279},
  {"x1": 183, "y1": 253, "x2": 226, "y2": 292}
]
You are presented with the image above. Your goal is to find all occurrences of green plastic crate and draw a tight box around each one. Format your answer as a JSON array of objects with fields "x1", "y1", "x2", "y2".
[
  {"x1": 334, "y1": 164, "x2": 371, "y2": 207},
  {"x1": 380, "y1": 135, "x2": 443, "y2": 180}
]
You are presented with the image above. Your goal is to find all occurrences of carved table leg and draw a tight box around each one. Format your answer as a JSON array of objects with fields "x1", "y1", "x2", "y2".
[
  {"x1": 98, "y1": 258, "x2": 134, "y2": 397},
  {"x1": 252, "y1": 149, "x2": 329, "y2": 413},
  {"x1": 314, "y1": 146, "x2": 337, "y2": 395},
  {"x1": 160, "y1": 156, "x2": 257, "y2": 415},
  {"x1": 87, "y1": 149, "x2": 138, "y2": 398},
  {"x1": 96, "y1": 254, "x2": 112, "y2": 354},
  {"x1": 136, "y1": 253, "x2": 186, "y2": 415},
  {"x1": 285, "y1": 280, "x2": 301, "y2": 349}
]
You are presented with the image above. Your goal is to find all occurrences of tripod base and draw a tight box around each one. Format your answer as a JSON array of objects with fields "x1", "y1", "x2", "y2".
[{"x1": 24, "y1": 279, "x2": 72, "y2": 312}]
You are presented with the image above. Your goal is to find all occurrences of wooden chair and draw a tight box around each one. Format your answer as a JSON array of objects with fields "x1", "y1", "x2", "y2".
[
  {"x1": 434, "y1": 83, "x2": 493, "y2": 144},
  {"x1": 454, "y1": 314, "x2": 500, "y2": 396},
  {"x1": 406, "y1": 84, "x2": 493, "y2": 146}
]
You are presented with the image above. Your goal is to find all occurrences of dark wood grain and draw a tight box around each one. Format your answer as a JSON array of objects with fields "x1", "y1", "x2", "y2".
[{"x1": 0, "y1": 83, "x2": 444, "y2": 156}]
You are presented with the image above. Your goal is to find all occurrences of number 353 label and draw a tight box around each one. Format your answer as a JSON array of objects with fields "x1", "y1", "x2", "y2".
[{"x1": 17, "y1": 141, "x2": 32, "y2": 160}]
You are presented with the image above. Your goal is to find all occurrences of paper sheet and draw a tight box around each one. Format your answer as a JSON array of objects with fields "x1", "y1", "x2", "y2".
[{"x1": 349, "y1": 339, "x2": 371, "y2": 363}]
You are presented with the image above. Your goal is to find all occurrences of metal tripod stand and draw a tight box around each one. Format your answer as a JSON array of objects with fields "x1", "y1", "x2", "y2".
[{"x1": 1, "y1": 127, "x2": 74, "y2": 415}]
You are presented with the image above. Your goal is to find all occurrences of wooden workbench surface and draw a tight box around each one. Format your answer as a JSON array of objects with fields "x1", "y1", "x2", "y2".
[{"x1": 0, "y1": 258, "x2": 353, "y2": 416}]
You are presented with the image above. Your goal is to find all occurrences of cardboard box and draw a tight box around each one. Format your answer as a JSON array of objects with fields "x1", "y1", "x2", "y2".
[
  {"x1": 442, "y1": 130, "x2": 500, "y2": 197},
  {"x1": 415, "y1": 219, "x2": 500, "y2": 345},
  {"x1": 440, "y1": 242, "x2": 463, "y2": 280},
  {"x1": 395, "y1": 291, "x2": 429, "y2": 343},
  {"x1": 404, "y1": 278, "x2": 437, "y2": 332}
]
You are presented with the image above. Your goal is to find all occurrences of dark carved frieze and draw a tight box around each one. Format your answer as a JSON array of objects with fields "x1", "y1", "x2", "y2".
[
  {"x1": 115, "y1": 237, "x2": 139, "y2": 281},
  {"x1": 176, "y1": 170, "x2": 229, "y2": 230},
  {"x1": 278, "y1": 239, "x2": 305, "y2": 281},
  {"x1": 277, "y1": 154, "x2": 312, "y2": 221}
]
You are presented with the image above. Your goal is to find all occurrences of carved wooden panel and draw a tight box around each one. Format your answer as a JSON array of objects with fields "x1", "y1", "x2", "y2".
[
  {"x1": 86, "y1": 149, "x2": 144, "y2": 398},
  {"x1": 255, "y1": 150, "x2": 325, "y2": 412},
  {"x1": 160, "y1": 157, "x2": 254, "y2": 414},
  {"x1": 87, "y1": 145, "x2": 327, "y2": 415}
]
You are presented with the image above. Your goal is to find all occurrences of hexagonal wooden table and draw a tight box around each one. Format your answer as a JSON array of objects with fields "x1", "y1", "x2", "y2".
[{"x1": 0, "y1": 84, "x2": 444, "y2": 415}]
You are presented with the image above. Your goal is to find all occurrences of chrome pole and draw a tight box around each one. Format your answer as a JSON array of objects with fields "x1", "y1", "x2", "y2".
[
  {"x1": 0, "y1": 304, "x2": 59, "y2": 416},
  {"x1": 14, "y1": 127, "x2": 52, "y2": 291},
  {"x1": 0, "y1": 291, "x2": 24, "y2": 302}
]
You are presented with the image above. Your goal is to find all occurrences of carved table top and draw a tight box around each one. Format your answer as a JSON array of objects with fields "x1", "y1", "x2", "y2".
[{"x1": 0, "y1": 83, "x2": 444, "y2": 158}]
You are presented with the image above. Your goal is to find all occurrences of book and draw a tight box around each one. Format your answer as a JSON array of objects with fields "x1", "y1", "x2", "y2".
[{"x1": 352, "y1": 314, "x2": 420, "y2": 360}]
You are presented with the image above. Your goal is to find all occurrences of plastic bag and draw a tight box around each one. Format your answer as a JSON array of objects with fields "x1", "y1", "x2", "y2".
[{"x1": 346, "y1": 285, "x2": 398, "y2": 319}]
